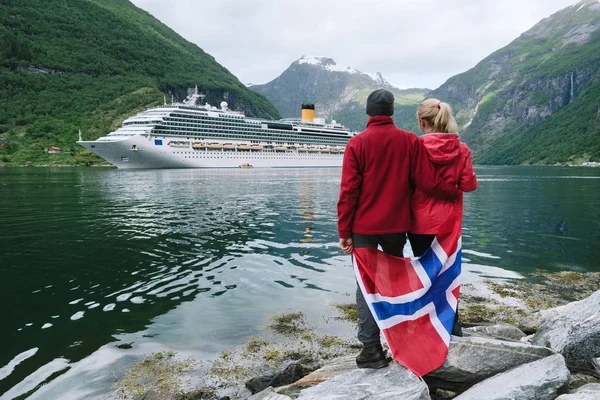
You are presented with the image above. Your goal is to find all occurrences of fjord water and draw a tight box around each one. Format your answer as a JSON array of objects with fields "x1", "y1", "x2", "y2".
[{"x1": 0, "y1": 166, "x2": 599, "y2": 399}]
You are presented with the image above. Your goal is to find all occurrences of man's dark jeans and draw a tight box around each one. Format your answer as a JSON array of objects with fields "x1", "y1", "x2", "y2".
[{"x1": 353, "y1": 233, "x2": 406, "y2": 346}]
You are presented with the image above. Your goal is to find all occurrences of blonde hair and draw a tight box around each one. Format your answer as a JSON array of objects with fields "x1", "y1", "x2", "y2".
[{"x1": 417, "y1": 98, "x2": 459, "y2": 133}]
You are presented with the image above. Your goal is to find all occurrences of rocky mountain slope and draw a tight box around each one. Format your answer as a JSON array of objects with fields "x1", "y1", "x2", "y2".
[
  {"x1": 432, "y1": 0, "x2": 600, "y2": 164},
  {"x1": 253, "y1": 1, "x2": 600, "y2": 165},
  {"x1": 0, "y1": 0, "x2": 280, "y2": 165},
  {"x1": 250, "y1": 55, "x2": 428, "y2": 132}
]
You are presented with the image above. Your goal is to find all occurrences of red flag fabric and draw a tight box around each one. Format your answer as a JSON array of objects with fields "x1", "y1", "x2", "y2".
[{"x1": 353, "y1": 200, "x2": 463, "y2": 376}]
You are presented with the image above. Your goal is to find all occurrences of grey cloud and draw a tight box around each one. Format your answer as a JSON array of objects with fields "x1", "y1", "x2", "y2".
[{"x1": 131, "y1": 0, "x2": 578, "y2": 88}]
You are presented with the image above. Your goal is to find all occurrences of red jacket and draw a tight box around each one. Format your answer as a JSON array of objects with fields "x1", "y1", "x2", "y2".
[
  {"x1": 410, "y1": 134, "x2": 478, "y2": 235},
  {"x1": 337, "y1": 117, "x2": 460, "y2": 238}
]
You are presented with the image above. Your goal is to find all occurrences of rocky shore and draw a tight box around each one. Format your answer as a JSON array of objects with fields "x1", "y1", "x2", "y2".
[{"x1": 130, "y1": 272, "x2": 600, "y2": 400}]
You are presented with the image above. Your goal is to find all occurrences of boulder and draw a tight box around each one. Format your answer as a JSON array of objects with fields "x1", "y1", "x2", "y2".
[
  {"x1": 532, "y1": 312, "x2": 600, "y2": 374},
  {"x1": 246, "y1": 375, "x2": 276, "y2": 395},
  {"x1": 463, "y1": 324, "x2": 526, "y2": 341},
  {"x1": 280, "y1": 355, "x2": 354, "y2": 388},
  {"x1": 555, "y1": 383, "x2": 600, "y2": 400},
  {"x1": 246, "y1": 362, "x2": 314, "y2": 394},
  {"x1": 270, "y1": 363, "x2": 314, "y2": 387},
  {"x1": 519, "y1": 290, "x2": 600, "y2": 334},
  {"x1": 433, "y1": 389, "x2": 458, "y2": 399},
  {"x1": 275, "y1": 355, "x2": 356, "y2": 397},
  {"x1": 519, "y1": 334, "x2": 534, "y2": 344},
  {"x1": 249, "y1": 387, "x2": 292, "y2": 400},
  {"x1": 296, "y1": 362, "x2": 431, "y2": 400},
  {"x1": 453, "y1": 354, "x2": 571, "y2": 400},
  {"x1": 570, "y1": 373, "x2": 600, "y2": 388},
  {"x1": 425, "y1": 336, "x2": 555, "y2": 391}
]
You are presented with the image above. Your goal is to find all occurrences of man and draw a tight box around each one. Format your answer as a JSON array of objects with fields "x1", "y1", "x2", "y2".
[{"x1": 337, "y1": 89, "x2": 459, "y2": 369}]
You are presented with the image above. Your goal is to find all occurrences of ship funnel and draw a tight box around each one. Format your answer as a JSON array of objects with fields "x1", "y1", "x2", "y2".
[{"x1": 301, "y1": 103, "x2": 315, "y2": 123}]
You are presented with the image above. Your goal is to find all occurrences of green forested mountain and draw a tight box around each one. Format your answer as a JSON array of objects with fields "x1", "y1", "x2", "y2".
[
  {"x1": 431, "y1": 0, "x2": 600, "y2": 164},
  {"x1": 0, "y1": 0, "x2": 280, "y2": 165},
  {"x1": 250, "y1": 55, "x2": 429, "y2": 133}
]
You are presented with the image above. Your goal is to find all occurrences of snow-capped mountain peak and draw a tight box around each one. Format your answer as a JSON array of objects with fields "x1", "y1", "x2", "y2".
[
  {"x1": 365, "y1": 72, "x2": 391, "y2": 86},
  {"x1": 292, "y1": 56, "x2": 404, "y2": 89},
  {"x1": 297, "y1": 55, "x2": 359, "y2": 74}
]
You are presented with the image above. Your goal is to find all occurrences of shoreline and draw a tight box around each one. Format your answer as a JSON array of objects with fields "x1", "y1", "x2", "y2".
[{"x1": 118, "y1": 270, "x2": 600, "y2": 399}]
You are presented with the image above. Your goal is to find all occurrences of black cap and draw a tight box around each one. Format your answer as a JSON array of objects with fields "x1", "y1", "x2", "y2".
[{"x1": 366, "y1": 89, "x2": 394, "y2": 116}]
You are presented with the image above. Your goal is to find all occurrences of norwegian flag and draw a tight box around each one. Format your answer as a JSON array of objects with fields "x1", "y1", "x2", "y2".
[{"x1": 352, "y1": 202, "x2": 463, "y2": 377}]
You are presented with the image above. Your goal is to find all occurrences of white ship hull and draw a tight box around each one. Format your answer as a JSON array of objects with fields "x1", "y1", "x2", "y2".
[
  {"x1": 78, "y1": 134, "x2": 343, "y2": 169},
  {"x1": 78, "y1": 89, "x2": 352, "y2": 169}
]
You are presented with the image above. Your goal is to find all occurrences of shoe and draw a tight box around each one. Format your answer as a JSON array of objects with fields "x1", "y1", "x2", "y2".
[
  {"x1": 356, "y1": 344, "x2": 389, "y2": 369},
  {"x1": 452, "y1": 315, "x2": 463, "y2": 337}
]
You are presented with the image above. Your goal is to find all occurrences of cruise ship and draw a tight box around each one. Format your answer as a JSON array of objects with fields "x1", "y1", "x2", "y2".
[{"x1": 77, "y1": 87, "x2": 353, "y2": 169}]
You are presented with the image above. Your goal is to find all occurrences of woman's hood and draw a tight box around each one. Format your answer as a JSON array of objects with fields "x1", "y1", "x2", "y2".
[{"x1": 420, "y1": 134, "x2": 461, "y2": 165}]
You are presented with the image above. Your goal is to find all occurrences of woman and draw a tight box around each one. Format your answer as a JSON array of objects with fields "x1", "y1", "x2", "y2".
[{"x1": 409, "y1": 98, "x2": 478, "y2": 335}]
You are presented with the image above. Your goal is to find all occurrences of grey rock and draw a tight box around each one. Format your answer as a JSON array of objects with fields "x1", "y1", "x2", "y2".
[
  {"x1": 425, "y1": 336, "x2": 555, "y2": 391},
  {"x1": 532, "y1": 311, "x2": 600, "y2": 374},
  {"x1": 593, "y1": 357, "x2": 600, "y2": 377},
  {"x1": 246, "y1": 375, "x2": 276, "y2": 395},
  {"x1": 519, "y1": 305, "x2": 571, "y2": 334},
  {"x1": 270, "y1": 363, "x2": 314, "y2": 387},
  {"x1": 284, "y1": 355, "x2": 356, "y2": 388},
  {"x1": 134, "y1": 390, "x2": 177, "y2": 400},
  {"x1": 275, "y1": 355, "x2": 356, "y2": 397},
  {"x1": 296, "y1": 363, "x2": 430, "y2": 400},
  {"x1": 433, "y1": 389, "x2": 458, "y2": 400},
  {"x1": 520, "y1": 334, "x2": 534, "y2": 344},
  {"x1": 519, "y1": 290, "x2": 600, "y2": 334},
  {"x1": 454, "y1": 354, "x2": 571, "y2": 400},
  {"x1": 464, "y1": 324, "x2": 526, "y2": 341},
  {"x1": 249, "y1": 387, "x2": 292, "y2": 400},
  {"x1": 571, "y1": 373, "x2": 600, "y2": 388},
  {"x1": 246, "y1": 362, "x2": 314, "y2": 395},
  {"x1": 555, "y1": 383, "x2": 600, "y2": 400},
  {"x1": 275, "y1": 355, "x2": 356, "y2": 398}
]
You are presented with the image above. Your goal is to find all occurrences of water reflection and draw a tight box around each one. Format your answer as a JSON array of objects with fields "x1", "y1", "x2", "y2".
[
  {"x1": 0, "y1": 168, "x2": 351, "y2": 398},
  {"x1": 1, "y1": 166, "x2": 599, "y2": 399},
  {"x1": 463, "y1": 166, "x2": 600, "y2": 273}
]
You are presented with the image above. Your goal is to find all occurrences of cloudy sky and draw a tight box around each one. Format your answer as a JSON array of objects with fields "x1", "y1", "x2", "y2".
[{"x1": 130, "y1": 0, "x2": 579, "y2": 89}]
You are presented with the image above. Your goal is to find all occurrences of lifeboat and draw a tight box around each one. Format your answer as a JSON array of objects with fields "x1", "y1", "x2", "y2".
[
  {"x1": 307, "y1": 147, "x2": 319, "y2": 153},
  {"x1": 207, "y1": 142, "x2": 223, "y2": 149},
  {"x1": 169, "y1": 141, "x2": 189, "y2": 148},
  {"x1": 287, "y1": 145, "x2": 297, "y2": 150},
  {"x1": 237, "y1": 144, "x2": 251, "y2": 150},
  {"x1": 298, "y1": 146, "x2": 308, "y2": 152},
  {"x1": 275, "y1": 145, "x2": 287, "y2": 151},
  {"x1": 191, "y1": 142, "x2": 206, "y2": 149},
  {"x1": 222, "y1": 143, "x2": 235, "y2": 150},
  {"x1": 319, "y1": 147, "x2": 329, "y2": 152},
  {"x1": 250, "y1": 144, "x2": 263, "y2": 151}
]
